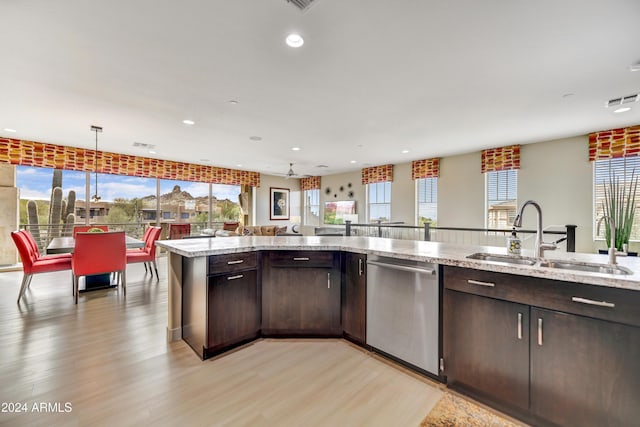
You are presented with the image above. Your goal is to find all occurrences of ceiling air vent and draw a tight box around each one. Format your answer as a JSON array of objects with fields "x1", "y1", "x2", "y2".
[
  {"x1": 132, "y1": 142, "x2": 156, "y2": 149},
  {"x1": 606, "y1": 94, "x2": 639, "y2": 108},
  {"x1": 285, "y1": 0, "x2": 318, "y2": 12}
]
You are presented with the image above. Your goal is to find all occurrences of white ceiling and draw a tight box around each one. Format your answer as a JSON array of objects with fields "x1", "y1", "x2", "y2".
[{"x1": 1, "y1": 0, "x2": 639, "y2": 178}]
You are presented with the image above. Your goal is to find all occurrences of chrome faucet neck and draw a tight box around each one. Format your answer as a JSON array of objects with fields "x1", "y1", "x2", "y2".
[{"x1": 513, "y1": 200, "x2": 556, "y2": 258}]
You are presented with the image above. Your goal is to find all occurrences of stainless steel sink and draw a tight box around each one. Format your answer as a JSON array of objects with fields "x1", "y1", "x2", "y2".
[
  {"x1": 538, "y1": 260, "x2": 633, "y2": 275},
  {"x1": 466, "y1": 253, "x2": 538, "y2": 266}
]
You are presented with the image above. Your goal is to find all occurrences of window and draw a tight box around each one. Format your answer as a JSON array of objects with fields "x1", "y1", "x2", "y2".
[
  {"x1": 416, "y1": 177, "x2": 437, "y2": 225},
  {"x1": 368, "y1": 181, "x2": 391, "y2": 222},
  {"x1": 594, "y1": 157, "x2": 640, "y2": 241},
  {"x1": 303, "y1": 189, "x2": 320, "y2": 226},
  {"x1": 486, "y1": 169, "x2": 517, "y2": 228}
]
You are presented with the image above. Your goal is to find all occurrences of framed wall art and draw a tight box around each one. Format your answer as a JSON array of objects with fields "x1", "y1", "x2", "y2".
[{"x1": 270, "y1": 187, "x2": 290, "y2": 220}]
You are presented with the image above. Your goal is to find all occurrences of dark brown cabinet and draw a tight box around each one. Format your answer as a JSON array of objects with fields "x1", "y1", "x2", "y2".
[
  {"x1": 444, "y1": 289, "x2": 529, "y2": 412},
  {"x1": 207, "y1": 269, "x2": 260, "y2": 352},
  {"x1": 262, "y1": 251, "x2": 341, "y2": 336},
  {"x1": 182, "y1": 252, "x2": 260, "y2": 359},
  {"x1": 530, "y1": 307, "x2": 640, "y2": 427},
  {"x1": 443, "y1": 265, "x2": 640, "y2": 427},
  {"x1": 342, "y1": 252, "x2": 366, "y2": 345}
]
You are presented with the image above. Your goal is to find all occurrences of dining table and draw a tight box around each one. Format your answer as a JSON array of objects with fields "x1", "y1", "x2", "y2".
[
  {"x1": 46, "y1": 235, "x2": 145, "y2": 254},
  {"x1": 46, "y1": 235, "x2": 145, "y2": 292}
]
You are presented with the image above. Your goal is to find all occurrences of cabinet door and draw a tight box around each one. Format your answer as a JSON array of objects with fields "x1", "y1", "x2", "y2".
[
  {"x1": 444, "y1": 289, "x2": 530, "y2": 411},
  {"x1": 208, "y1": 269, "x2": 259, "y2": 351},
  {"x1": 342, "y1": 253, "x2": 366, "y2": 344},
  {"x1": 530, "y1": 308, "x2": 640, "y2": 427},
  {"x1": 262, "y1": 266, "x2": 341, "y2": 335}
]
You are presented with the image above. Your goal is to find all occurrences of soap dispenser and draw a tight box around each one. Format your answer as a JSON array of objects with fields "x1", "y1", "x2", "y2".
[{"x1": 507, "y1": 227, "x2": 521, "y2": 255}]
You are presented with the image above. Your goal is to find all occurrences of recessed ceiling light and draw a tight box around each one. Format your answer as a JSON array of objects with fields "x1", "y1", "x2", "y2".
[
  {"x1": 149, "y1": 150, "x2": 157, "y2": 154},
  {"x1": 629, "y1": 63, "x2": 640, "y2": 72},
  {"x1": 316, "y1": 165, "x2": 329, "y2": 168},
  {"x1": 291, "y1": 147, "x2": 301, "y2": 151},
  {"x1": 229, "y1": 100, "x2": 239, "y2": 105},
  {"x1": 200, "y1": 158, "x2": 210, "y2": 162},
  {"x1": 562, "y1": 93, "x2": 574, "y2": 98},
  {"x1": 3, "y1": 128, "x2": 17, "y2": 133},
  {"x1": 249, "y1": 136, "x2": 262, "y2": 141},
  {"x1": 401, "y1": 150, "x2": 409, "y2": 154},
  {"x1": 614, "y1": 107, "x2": 632, "y2": 113},
  {"x1": 236, "y1": 164, "x2": 243, "y2": 168},
  {"x1": 349, "y1": 160, "x2": 357, "y2": 164},
  {"x1": 286, "y1": 34, "x2": 304, "y2": 48},
  {"x1": 182, "y1": 119, "x2": 195, "y2": 125}
]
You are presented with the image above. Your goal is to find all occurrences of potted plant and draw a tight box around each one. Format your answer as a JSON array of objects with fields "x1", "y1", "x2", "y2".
[{"x1": 601, "y1": 170, "x2": 639, "y2": 252}]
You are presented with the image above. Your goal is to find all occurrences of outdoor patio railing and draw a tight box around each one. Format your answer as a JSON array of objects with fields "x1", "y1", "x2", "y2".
[{"x1": 341, "y1": 221, "x2": 577, "y2": 252}]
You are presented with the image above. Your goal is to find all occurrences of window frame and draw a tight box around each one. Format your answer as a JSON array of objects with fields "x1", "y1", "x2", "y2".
[
  {"x1": 303, "y1": 188, "x2": 320, "y2": 226},
  {"x1": 416, "y1": 177, "x2": 437, "y2": 226},
  {"x1": 485, "y1": 169, "x2": 518, "y2": 229},
  {"x1": 367, "y1": 181, "x2": 391, "y2": 223}
]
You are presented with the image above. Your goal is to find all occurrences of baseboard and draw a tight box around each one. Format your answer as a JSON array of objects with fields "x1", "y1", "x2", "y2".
[{"x1": 167, "y1": 326, "x2": 182, "y2": 342}]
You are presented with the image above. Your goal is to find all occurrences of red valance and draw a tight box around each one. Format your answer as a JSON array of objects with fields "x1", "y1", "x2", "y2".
[
  {"x1": 588, "y1": 125, "x2": 640, "y2": 161},
  {"x1": 481, "y1": 145, "x2": 520, "y2": 173},
  {"x1": 361, "y1": 164, "x2": 393, "y2": 185},
  {"x1": 0, "y1": 137, "x2": 260, "y2": 186},
  {"x1": 300, "y1": 176, "x2": 320, "y2": 191},
  {"x1": 411, "y1": 158, "x2": 440, "y2": 180}
]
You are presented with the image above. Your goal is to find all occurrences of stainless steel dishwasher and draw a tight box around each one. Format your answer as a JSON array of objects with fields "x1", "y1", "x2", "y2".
[{"x1": 366, "y1": 255, "x2": 439, "y2": 375}]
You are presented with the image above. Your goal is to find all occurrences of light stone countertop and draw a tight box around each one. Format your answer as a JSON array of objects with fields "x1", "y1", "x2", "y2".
[{"x1": 156, "y1": 236, "x2": 640, "y2": 292}]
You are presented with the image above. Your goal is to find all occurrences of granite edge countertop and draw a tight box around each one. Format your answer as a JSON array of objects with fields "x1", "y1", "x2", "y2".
[{"x1": 155, "y1": 236, "x2": 640, "y2": 292}]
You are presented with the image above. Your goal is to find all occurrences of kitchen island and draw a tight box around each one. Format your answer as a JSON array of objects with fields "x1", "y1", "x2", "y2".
[{"x1": 156, "y1": 235, "x2": 640, "y2": 427}]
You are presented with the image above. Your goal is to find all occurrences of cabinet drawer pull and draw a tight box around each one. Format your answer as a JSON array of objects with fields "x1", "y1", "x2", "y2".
[
  {"x1": 571, "y1": 297, "x2": 615, "y2": 308},
  {"x1": 227, "y1": 274, "x2": 244, "y2": 281},
  {"x1": 327, "y1": 272, "x2": 331, "y2": 289},
  {"x1": 358, "y1": 258, "x2": 364, "y2": 276},
  {"x1": 517, "y1": 312, "x2": 523, "y2": 340},
  {"x1": 467, "y1": 279, "x2": 495, "y2": 287},
  {"x1": 537, "y1": 318, "x2": 543, "y2": 346},
  {"x1": 293, "y1": 257, "x2": 310, "y2": 261},
  {"x1": 227, "y1": 260, "x2": 244, "y2": 265}
]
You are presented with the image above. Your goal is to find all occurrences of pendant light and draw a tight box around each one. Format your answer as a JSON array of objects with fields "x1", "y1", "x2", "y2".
[{"x1": 90, "y1": 125, "x2": 102, "y2": 202}]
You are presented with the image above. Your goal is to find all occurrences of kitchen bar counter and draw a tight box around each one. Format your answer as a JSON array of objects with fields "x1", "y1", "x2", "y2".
[
  {"x1": 156, "y1": 235, "x2": 640, "y2": 291},
  {"x1": 157, "y1": 236, "x2": 640, "y2": 342}
]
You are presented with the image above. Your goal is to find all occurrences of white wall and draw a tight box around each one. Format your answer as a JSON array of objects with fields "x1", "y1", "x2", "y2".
[
  {"x1": 255, "y1": 174, "x2": 301, "y2": 229},
  {"x1": 293, "y1": 134, "x2": 601, "y2": 252},
  {"x1": 438, "y1": 151, "x2": 485, "y2": 228},
  {"x1": 518, "y1": 136, "x2": 593, "y2": 253}
]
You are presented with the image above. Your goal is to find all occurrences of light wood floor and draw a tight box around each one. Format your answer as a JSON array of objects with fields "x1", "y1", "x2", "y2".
[{"x1": 0, "y1": 258, "x2": 443, "y2": 426}]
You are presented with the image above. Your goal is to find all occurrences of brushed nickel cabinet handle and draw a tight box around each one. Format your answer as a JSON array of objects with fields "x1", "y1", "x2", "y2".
[
  {"x1": 571, "y1": 296, "x2": 615, "y2": 308},
  {"x1": 358, "y1": 258, "x2": 364, "y2": 276},
  {"x1": 327, "y1": 272, "x2": 331, "y2": 289},
  {"x1": 227, "y1": 260, "x2": 244, "y2": 265},
  {"x1": 467, "y1": 279, "x2": 495, "y2": 287},
  {"x1": 293, "y1": 257, "x2": 310, "y2": 261},
  {"x1": 537, "y1": 318, "x2": 543, "y2": 346},
  {"x1": 517, "y1": 312, "x2": 523, "y2": 340},
  {"x1": 227, "y1": 274, "x2": 244, "y2": 281}
]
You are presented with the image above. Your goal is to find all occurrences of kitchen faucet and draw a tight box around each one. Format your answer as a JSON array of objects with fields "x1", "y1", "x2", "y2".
[
  {"x1": 513, "y1": 200, "x2": 557, "y2": 258},
  {"x1": 596, "y1": 215, "x2": 628, "y2": 265}
]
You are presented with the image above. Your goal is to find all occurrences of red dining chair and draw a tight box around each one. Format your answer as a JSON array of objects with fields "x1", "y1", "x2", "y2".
[
  {"x1": 11, "y1": 230, "x2": 72, "y2": 303},
  {"x1": 72, "y1": 225, "x2": 109, "y2": 237},
  {"x1": 72, "y1": 231, "x2": 126, "y2": 304},
  {"x1": 22, "y1": 229, "x2": 72, "y2": 261},
  {"x1": 169, "y1": 223, "x2": 190, "y2": 240},
  {"x1": 126, "y1": 226, "x2": 162, "y2": 279}
]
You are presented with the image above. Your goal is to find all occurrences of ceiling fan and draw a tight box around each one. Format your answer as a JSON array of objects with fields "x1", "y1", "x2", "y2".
[{"x1": 281, "y1": 163, "x2": 309, "y2": 179}]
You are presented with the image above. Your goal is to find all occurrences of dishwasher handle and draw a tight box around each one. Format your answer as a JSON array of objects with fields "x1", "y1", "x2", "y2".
[{"x1": 367, "y1": 260, "x2": 435, "y2": 275}]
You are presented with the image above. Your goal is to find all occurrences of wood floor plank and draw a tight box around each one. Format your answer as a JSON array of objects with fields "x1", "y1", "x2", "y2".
[{"x1": 0, "y1": 258, "x2": 442, "y2": 426}]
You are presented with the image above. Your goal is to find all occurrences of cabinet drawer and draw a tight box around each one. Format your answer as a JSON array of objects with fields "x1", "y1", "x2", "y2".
[
  {"x1": 269, "y1": 251, "x2": 335, "y2": 268},
  {"x1": 444, "y1": 266, "x2": 640, "y2": 328},
  {"x1": 209, "y1": 252, "x2": 257, "y2": 275}
]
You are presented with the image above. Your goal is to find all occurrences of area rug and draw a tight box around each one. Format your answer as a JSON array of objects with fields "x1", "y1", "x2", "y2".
[{"x1": 421, "y1": 391, "x2": 524, "y2": 427}]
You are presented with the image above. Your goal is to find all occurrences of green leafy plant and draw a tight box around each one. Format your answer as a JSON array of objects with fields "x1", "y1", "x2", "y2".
[
  {"x1": 87, "y1": 227, "x2": 105, "y2": 233},
  {"x1": 601, "y1": 170, "x2": 639, "y2": 250}
]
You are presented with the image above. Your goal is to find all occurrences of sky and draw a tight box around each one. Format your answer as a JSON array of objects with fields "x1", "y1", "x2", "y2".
[{"x1": 16, "y1": 166, "x2": 241, "y2": 202}]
